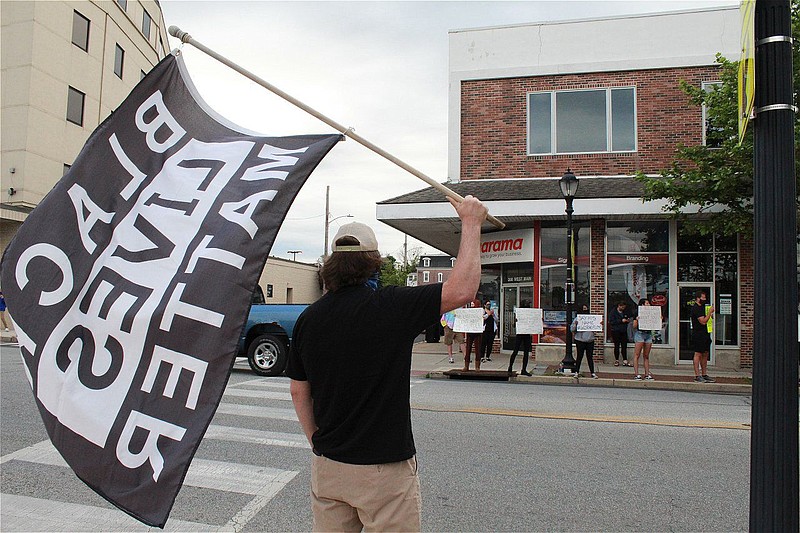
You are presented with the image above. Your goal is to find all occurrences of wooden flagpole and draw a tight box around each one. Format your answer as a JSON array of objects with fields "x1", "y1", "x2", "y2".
[{"x1": 168, "y1": 26, "x2": 505, "y2": 230}]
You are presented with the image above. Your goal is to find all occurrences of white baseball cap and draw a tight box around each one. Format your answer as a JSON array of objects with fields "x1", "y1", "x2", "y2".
[{"x1": 332, "y1": 222, "x2": 379, "y2": 252}]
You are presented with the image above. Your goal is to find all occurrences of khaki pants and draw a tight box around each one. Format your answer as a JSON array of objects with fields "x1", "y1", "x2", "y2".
[{"x1": 311, "y1": 454, "x2": 421, "y2": 532}]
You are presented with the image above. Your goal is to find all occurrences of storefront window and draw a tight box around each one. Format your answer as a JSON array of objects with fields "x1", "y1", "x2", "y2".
[
  {"x1": 539, "y1": 223, "x2": 590, "y2": 343},
  {"x1": 607, "y1": 221, "x2": 669, "y2": 253},
  {"x1": 714, "y1": 252, "x2": 738, "y2": 345},
  {"x1": 479, "y1": 266, "x2": 501, "y2": 309},
  {"x1": 607, "y1": 222, "x2": 669, "y2": 344},
  {"x1": 678, "y1": 224, "x2": 739, "y2": 346}
]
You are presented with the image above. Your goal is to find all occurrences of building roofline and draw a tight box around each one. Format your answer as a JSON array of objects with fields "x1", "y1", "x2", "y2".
[{"x1": 448, "y1": 5, "x2": 739, "y2": 35}]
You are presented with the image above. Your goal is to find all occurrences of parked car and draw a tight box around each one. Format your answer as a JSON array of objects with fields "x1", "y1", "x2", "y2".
[{"x1": 237, "y1": 287, "x2": 307, "y2": 376}]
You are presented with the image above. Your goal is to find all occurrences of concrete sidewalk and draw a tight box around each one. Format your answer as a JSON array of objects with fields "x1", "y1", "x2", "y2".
[{"x1": 412, "y1": 339, "x2": 754, "y2": 395}]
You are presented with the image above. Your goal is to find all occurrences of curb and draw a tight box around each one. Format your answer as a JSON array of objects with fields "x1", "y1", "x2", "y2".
[{"x1": 425, "y1": 371, "x2": 752, "y2": 395}]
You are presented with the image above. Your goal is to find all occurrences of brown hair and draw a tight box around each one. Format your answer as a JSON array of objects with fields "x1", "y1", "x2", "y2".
[{"x1": 322, "y1": 236, "x2": 383, "y2": 292}]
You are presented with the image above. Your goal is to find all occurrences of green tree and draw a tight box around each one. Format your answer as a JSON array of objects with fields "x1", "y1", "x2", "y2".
[
  {"x1": 636, "y1": 2, "x2": 800, "y2": 236},
  {"x1": 379, "y1": 254, "x2": 419, "y2": 287}
]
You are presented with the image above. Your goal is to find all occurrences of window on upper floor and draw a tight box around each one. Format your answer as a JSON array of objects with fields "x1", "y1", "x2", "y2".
[
  {"x1": 702, "y1": 81, "x2": 724, "y2": 149},
  {"x1": 72, "y1": 11, "x2": 90, "y2": 52},
  {"x1": 114, "y1": 44, "x2": 125, "y2": 79},
  {"x1": 66, "y1": 86, "x2": 85, "y2": 126},
  {"x1": 528, "y1": 87, "x2": 636, "y2": 155},
  {"x1": 142, "y1": 10, "x2": 152, "y2": 40},
  {"x1": 422, "y1": 257, "x2": 431, "y2": 268},
  {"x1": 450, "y1": 257, "x2": 456, "y2": 267}
]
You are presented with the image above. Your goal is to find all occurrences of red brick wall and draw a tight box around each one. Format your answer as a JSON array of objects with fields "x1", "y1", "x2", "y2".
[
  {"x1": 460, "y1": 66, "x2": 720, "y2": 179},
  {"x1": 590, "y1": 219, "x2": 607, "y2": 360},
  {"x1": 739, "y1": 234, "x2": 754, "y2": 367}
]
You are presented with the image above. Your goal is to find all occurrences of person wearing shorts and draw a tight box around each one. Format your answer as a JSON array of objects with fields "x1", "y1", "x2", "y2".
[
  {"x1": 441, "y1": 312, "x2": 463, "y2": 364},
  {"x1": 690, "y1": 291, "x2": 716, "y2": 383},
  {"x1": 632, "y1": 298, "x2": 655, "y2": 381}
]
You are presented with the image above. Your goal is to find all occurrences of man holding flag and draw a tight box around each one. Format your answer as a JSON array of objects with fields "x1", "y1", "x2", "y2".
[{"x1": 287, "y1": 195, "x2": 487, "y2": 532}]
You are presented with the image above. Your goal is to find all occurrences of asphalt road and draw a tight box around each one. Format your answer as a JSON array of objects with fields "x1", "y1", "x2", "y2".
[{"x1": 1, "y1": 342, "x2": 752, "y2": 532}]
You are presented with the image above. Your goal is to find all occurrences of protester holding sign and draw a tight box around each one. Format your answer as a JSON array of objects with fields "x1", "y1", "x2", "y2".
[
  {"x1": 287, "y1": 196, "x2": 488, "y2": 532},
  {"x1": 609, "y1": 301, "x2": 632, "y2": 366},
  {"x1": 571, "y1": 304, "x2": 599, "y2": 378},
  {"x1": 690, "y1": 290, "x2": 716, "y2": 383},
  {"x1": 460, "y1": 299, "x2": 484, "y2": 371},
  {"x1": 633, "y1": 298, "x2": 656, "y2": 381},
  {"x1": 481, "y1": 301, "x2": 497, "y2": 363},
  {"x1": 508, "y1": 301, "x2": 535, "y2": 376}
]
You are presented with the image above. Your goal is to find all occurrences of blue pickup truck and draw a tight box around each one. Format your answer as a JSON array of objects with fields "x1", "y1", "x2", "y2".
[{"x1": 237, "y1": 287, "x2": 307, "y2": 376}]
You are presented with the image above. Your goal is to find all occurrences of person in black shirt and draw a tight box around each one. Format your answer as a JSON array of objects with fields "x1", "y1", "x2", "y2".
[
  {"x1": 480, "y1": 301, "x2": 496, "y2": 362},
  {"x1": 609, "y1": 301, "x2": 631, "y2": 366},
  {"x1": 287, "y1": 196, "x2": 487, "y2": 532},
  {"x1": 690, "y1": 290, "x2": 716, "y2": 383}
]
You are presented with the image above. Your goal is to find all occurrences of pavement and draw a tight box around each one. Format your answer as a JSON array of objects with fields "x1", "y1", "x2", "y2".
[{"x1": 411, "y1": 338, "x2": 754, "y2": 395}]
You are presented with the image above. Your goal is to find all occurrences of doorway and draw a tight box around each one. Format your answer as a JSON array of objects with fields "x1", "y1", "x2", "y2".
[
  {"x1": 678, "y1": 284, "x2": 714, "y2": 364},
  {"x1": 502, "y1": 285, "x2": 534, "y2": 351}
]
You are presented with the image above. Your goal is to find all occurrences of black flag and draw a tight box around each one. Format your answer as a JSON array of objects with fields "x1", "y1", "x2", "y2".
[{"x1": 0, "y1": 52, "x2": 341, "y2": 527}]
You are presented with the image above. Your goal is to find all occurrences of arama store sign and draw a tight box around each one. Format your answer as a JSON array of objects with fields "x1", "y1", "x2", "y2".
[{"x1": 480, "y1": 229, "x2": 534, "y2": 265}]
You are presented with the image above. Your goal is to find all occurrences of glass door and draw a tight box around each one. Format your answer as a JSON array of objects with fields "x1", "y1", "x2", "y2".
[
  {"x1": 678, "y1": 284, "x2": 713, "y2": 364},
  {"x1": 502, "y1": 285, "x2": 534, "y2": 351}
]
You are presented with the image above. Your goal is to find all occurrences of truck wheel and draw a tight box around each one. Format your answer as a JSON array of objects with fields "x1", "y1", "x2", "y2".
[{"x1": 247, "y1": 334, "x2": 287, "y2": 376}]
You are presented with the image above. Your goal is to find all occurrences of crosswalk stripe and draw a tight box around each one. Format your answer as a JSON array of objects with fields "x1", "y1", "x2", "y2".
[
  {"x1": 205, "y1": 424, "x2": 310, "y2": 448},
  {"x1": 222, "y1": 389, "x2": 292, "y2": 401},
  {"x1": 3, "y1": 440, "x2": 297, "y2": 496},
  {"x1": 233, "y1": 379, "x2": 290, "y2": 389},
  {"x1": 0, "y1": 493, "x2": 219, "y2": 532},
  {"x1": 215, "y1": 402, "x2": 298, "y2": 421}
]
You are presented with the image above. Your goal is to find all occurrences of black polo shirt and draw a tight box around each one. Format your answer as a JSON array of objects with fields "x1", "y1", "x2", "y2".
[{"x1": 286, "y1": 283, "x2": 442, "y2": 465}]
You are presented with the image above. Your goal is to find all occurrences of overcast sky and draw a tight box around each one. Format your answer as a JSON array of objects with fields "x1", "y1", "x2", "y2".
[{"x1": 160, "y1": 0, "x2": 738, "y2": 264}]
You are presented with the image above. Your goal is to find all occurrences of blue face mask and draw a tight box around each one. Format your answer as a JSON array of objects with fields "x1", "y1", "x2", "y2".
[{"x1": 365, "y1": 271, "x2": 380, "y2": 291}]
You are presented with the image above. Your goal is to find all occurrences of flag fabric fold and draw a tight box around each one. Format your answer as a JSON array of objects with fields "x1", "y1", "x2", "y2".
[{"x1": 0, "y1": 51, "x2": 341, "y2": 528}]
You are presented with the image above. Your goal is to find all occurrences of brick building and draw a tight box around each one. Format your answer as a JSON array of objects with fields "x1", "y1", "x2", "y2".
[
  {"x1": 415, "y1": 254, "x2": 456, "y2": 286},
  {"x1": 377, "y1": 7, "x2": 755, "y2": 369}
]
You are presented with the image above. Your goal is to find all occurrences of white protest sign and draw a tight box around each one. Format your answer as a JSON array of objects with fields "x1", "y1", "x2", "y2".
[
  {"x1": 515, "y1": 308, "x2": 543, "y2": 335},
  {"x1": 636, "y1": 306, "x2": 662, "y2": 331},
  {"x1": 576, "y1": 314, "x2": 603, "y2": 332},
  {"x1": 453, "y1": 307, "x2": 484, "y2": 333}
]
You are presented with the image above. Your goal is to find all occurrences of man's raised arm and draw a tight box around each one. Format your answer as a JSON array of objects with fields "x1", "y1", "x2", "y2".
[{"x1": 441, "y1": 195, "x2": 488, "y2": 314}]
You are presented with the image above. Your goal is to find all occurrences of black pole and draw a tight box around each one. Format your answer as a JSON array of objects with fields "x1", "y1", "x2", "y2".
[
  {"x1": 562, "y1": 196, "x2": 576, "y2": 372},
  {"x1": 750, "y1": 1, "x2": 799, "y2": 531}
]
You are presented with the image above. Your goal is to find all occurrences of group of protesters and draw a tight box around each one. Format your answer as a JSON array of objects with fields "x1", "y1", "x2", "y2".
[{"x1": 440, "y1": 297, "x2": 497, "y2": 371}]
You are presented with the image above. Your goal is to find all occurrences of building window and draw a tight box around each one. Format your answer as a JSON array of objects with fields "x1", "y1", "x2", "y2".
[
  {"x1": 66, "y1": 86, "x2": 85, "y2": 126},
  {"x1": 116, "y1": 0, "x2": 127, "y2": 11},
  {"x1": 606, "y1": 221, "x2": 670, "y2": 345},
  {"x1": 528, "y1": 87, "x2": 636, "y2": 154},
  {"x1": 451, "y1": 257, "x2": 456, "y2": 267},
  {"x1": 539, "y1": 223, "x2": 590, "y2": 343},
  {"x1": 437, "y1": 272, "x2": 443, "y2": 283},
  {"x1": 142, "y1": 10, "x2": 152, "y2": 40},
  {"x1": 677, "y1": 226, "x2": 738, "y2": 346},
  {"x1": 423, "y1": 271, "x2": 430, "y2": 283},
  {"x1": 422, "y1": 257, "x2": 431, "y2": 268},
  {"x1": 72, "y1": 11, "x2": 90, "y2": 52},
  {"x1": 702, "y1": 81, "x2": 724, "y2": 148},
  {"x1": 114, "y1": 44, "x2": 125, "y2": 79},
  {"x1": 63, "y1": 164, "x2": 71, "y2": 176}
]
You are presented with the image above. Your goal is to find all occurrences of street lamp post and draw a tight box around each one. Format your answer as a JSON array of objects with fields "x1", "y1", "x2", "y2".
[{"x1": 559, "y1": 169, "x2": 579, "y2": 374}]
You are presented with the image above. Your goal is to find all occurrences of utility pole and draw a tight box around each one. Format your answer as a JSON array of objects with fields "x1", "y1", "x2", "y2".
[
  {"x1": 324, "y1": 185, "x2": 330, "y2": 259},
  {"x1": 750, "y1": 1, "x2": 798, "y2": 530}
]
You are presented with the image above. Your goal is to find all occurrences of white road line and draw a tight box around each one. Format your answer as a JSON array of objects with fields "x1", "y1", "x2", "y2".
[
  {"x1": 215, "y1": 402, "x2": 298, "y2": 421},
  {"x1": 205, "y1": 425, "x2": 310, "y2": 449},
  {"x1": 232, "y1": 379, "x2": 291, "y2": 389},
  {"x1": 2, "y1": 441, "x2": 298, "y2": 496},
  {"x1": 0, "y1": 493, "x2": 219, "y2": 532},
  {"x1": 222, "y1": 389, "x2": 292, "y2": 401}
]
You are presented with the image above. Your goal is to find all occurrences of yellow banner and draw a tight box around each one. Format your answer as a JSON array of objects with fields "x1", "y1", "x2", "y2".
[{"x1": 738, "y1": 0, "x2": 756, "y2": 144}]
